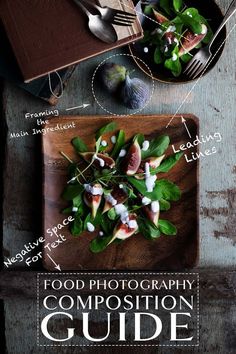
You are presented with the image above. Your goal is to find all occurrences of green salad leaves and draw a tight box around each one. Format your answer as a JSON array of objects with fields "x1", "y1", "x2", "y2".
[
  {"x1": 61, "y1": 122, "x2": 183, "y2": 253},
  {"x1": 140, "y1": 1, "x2": 213, "y2": 77}
]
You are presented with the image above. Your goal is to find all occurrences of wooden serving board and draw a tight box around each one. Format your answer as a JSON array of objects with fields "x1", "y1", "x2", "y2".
[{"x1": 42, "y1": 115, "x2": 199, "y2": 271}]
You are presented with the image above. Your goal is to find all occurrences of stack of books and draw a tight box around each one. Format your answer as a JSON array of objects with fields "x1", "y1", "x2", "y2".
[{"x1": 0, "y1": 0, "x2": 142, "y2": 104}]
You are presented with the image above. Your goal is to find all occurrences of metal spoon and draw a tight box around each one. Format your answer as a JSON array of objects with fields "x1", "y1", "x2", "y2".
[{"x1": 73, "y1": 0, "x2": 118, "y2": 44}]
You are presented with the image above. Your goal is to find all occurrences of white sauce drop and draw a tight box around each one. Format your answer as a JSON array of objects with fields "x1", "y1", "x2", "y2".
[
  {"x1": 172, "y1": 53, "x2": 178, "y2": 61},
  {"x1": 142, "y1": 140, "x2": 150, "y2": 151},
  {"x1": 201, "y1": 25, "x2": 207, "y2": 34},
  {"x1": 93, "y1": 154, "x2": 105, "y2": 167},
  {"x1": 151, "y1": 201, "x2": 160, "y2": 213},
  {"x1": 105, "y1": 194, "x2": 117, "y2": 206},
  {"x1": 145, "y1": 163, "x2": 157, "y2": 192},
  {"x1": 142, "y1": 197, "x2": 151, "y2": 206},
  {"x1": 84, "y1": 184, "x2": 103, "y2": 196},
  {"x1": 87, "y1": 222, "x2": 95, "y2": 232},
  {"x1": 99, "y1": 231, "x2": 104, "y2": 236},
  {"x1": 115, "y1": 204, "x2": 129, "y2": 224},
  {"x1": 111, "y1": 135, "x2": 117, "y2": 144},
  {"x1": 119, "y1": 184, "x2": 124, "y2": 189},
  {"x1": 144, "y1": 47, "x2": 149, "y2": 53},
  {"x1": 119, "y1": 149, "x2": 127, "y2": 157},
  {"x1": 128, "y1": 220, "x2": 138, "y2": 229},
  {"x1": 166, "y1": 25, "x2": 176, "y2": 33},
  {"x1": 101, "y1": 140, "x2": 107, "y2": 147},
  {"x1": 72, "y1": 207, "x2": 78, "y2": 212}
]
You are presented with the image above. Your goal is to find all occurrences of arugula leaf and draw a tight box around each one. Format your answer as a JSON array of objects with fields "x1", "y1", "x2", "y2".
[
  {"x1": 160, "y1": 0, "x2": 172, "y2": 16},
  {"x1": 155, "y1": 179, "x2": 181, "y2": 201},
  {"x1": 164, "y1": 46, "x2": 182, "y2": 77},
  {"x1": 159, "y1": 199, "x2": 171, "y2": 211},
  {"x1": 173, "y1": 0, "x2": 183, "y2": 12},
  {"x1": 71, "y1": 218, "x2": 83, "y2": 236},
  {"x1": 198, "y1": 15, "x2": 213, "y2": 44},
  {"x1": 73, "y1": 194, "x2": 83, "y2": 207},
  {"x1": 108, "y1": 208, "x2": 117, "y2": 220},
  {"x1": 111, "y1": 130, "x2": 125, "y2": 158},
  {"x1": 95, "y1": 136, "x2": 102, "y2": 153},
  {"x1": 62, "y1": 185, "x2": 84, "y2": 201},
  {"x1": 180, "y1": 53, "x2": 192, "y2": 63},
  {"x1": 142, "y1": 135, "x2": 170, "y2": 159},
  {"x1": 72, "y1": 137, "x2": 88, "y2": 153},
  {"x1": 127, "y1": 177, "x2": 180, "y2": 202},
  {"x1": 181, "y1": 8, "x2": 202, "y2": 34},
  {"x1": 62, "y1": 207, "x2": 73, "y2": 215},
  {"x1": 155, "y1": 152, "x2": 183, "y2": 173},
  {"x1": 138, "y1": 218, "x2": 161, "y2": 240},
  {"x1": 133, "y1": 133, "x2": 145, "y2": 146},
  {"x1": 90, "y1": 235, "x2": 113, "y2": 253},
  {"x1": 154, "y1": 47, "x2": 164, "y2": 64},
  {"x1": 95, "y1": 122, "x2": 117, "y2": 140},
  {"x1": 159, "y1": 219, "x2": 177, "y2": 235},
  {"x1": 144, "y1": 4, "x2": 154, "y2": 15}
]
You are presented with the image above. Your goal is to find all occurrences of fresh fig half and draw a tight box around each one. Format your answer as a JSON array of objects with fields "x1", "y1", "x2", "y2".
[
  {"x1": 84, "y1": 183, "x2": 102, "y2": 218},
  {"x1": 153, "y1": 9, "x2": 168, "y2": 24},
  {"x1": 80, "y1": 152, "x2": 115, "y2": 169},
  {"x1": 103, "y1": 186, "x2": 128, "y2": 213},
  {"x1": 179, "y1": 25, "x2": 207, "y2": 56},
  {"x1": 122, "y1": 139, "x2": 141, "y2": 176},
  {"x1": 135, "y1": 155, "x2": 165, "y2": 180},
  {"x1": 143, "y1": 205, "x2": 160, "y2": 226},
  {"x1": 113, "y1": 213, "x2": 138, "y2": 240}
]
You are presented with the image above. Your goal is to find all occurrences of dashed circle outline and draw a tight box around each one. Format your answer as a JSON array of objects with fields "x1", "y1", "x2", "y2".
[{"x1": 91, "y1": 53, "x2": 155, "y2": 116}]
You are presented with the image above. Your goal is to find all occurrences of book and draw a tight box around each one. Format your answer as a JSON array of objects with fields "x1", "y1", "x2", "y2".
[
  {"x1": 0, "y1": 22, "x2": 76, "y2": 105},
  {"x1": 0, "y1": 0, "x2": 142, "y2": 83}
]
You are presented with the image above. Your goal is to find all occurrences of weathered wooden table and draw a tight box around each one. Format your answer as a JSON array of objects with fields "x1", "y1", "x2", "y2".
[{"x1": 0, "y1": 0, "x2": 235, "y2": 352}]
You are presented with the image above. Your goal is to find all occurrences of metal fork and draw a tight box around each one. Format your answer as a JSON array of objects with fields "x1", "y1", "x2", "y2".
[
  {"x1": 79, "y1": 0, "x2": 137, "y2": 26},
  {"x1": 184, "y1": 0, "x2": 236, "y2": 79}
]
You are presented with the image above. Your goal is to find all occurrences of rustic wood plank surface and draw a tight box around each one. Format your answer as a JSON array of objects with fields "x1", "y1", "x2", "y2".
[{"x1": 0, "y1": 0, "x2": 235, "y2": 352}]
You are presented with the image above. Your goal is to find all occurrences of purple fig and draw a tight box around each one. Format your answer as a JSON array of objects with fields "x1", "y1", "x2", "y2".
[
  {"x1": 113, "y1": 213, "x2": 138, "y2": 240},
  {"x1": 122, "y1": 139, "x2": 142, "y2": 176},
  {"x1": 135, "y1": 155, "x2": 165, "y2": 179},
  {"x1": 120, "y1": 74, "x2": 150, "y2": 110},
  {"x1": 179, "y1": 25, "x2": 207, "y2": 56},
  {"x1": 80, "y1": 152, "x2": 115, "y2": 169},
  {"x1": 84, "y1": 183, "x2": 103, "y2": 218},
  {"x1": 153, "y1": 9, "x2": 168, "y2": 24},
  {"x1": 103, "y1": 186, "x2": 128, "y2": 213},
  {"x1": 143, "y1": 202, "x2": 160, "y2": 226}
]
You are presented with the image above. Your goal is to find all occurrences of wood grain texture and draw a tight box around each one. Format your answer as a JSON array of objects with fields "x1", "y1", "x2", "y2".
[{"x1": 42, "y1": 115, "x2": 199, "y2": 270}]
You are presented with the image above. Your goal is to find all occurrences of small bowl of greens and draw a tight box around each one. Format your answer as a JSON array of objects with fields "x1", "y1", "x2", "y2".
[{"x1": 129, "y1": 0, "x2": 226, "y2": 83}]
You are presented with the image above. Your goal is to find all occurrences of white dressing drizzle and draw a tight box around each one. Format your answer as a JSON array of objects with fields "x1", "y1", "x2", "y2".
[
  {"x1": 105, "y1": 194, "x2": 118, "y2": 206},
  {"x1": 87, "y1": 222, "x2": 95, "y2": 232},
  {"x1": 151, "y1": 201, "x2": 160, "y2": 213},
  {"x1": 142, "y1": 140, "x2": 150, "y2": 151},
  {"x1": 93, "y1": 154, "x2": 105, "y2": 167},
  {"x1": 145, "y1": 163, "x2": 157, "y2": 193},
  {"x1": 84, "y1": 184, "x2": 103, "y2": 196},
  {"x1": 119, "y1": 149, "x2": 127, "y2": 157}
]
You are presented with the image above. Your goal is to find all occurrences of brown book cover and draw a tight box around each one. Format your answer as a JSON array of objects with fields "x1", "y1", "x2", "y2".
[{"x1": 0, "y1": 0, "x2": 142, "y2": 83}]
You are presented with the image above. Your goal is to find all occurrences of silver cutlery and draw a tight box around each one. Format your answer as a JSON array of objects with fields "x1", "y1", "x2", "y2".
[
  {"x1": 73, "y1": 0, "x2": 118, "y2": 43},
  {"x1": 184, "y1": 0, "x2": 236, "y2": 79},
  {"x1": 80, "y1": 0, "x2": 136, "y2": 26}
]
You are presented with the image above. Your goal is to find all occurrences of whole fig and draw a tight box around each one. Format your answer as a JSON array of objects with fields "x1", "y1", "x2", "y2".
[
  {"x1": 120, "y1": 74, "x2": 150, "y2": 109},
  {"x1": 100, "y1": 63, "x2": 127, "y2": 93}
]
